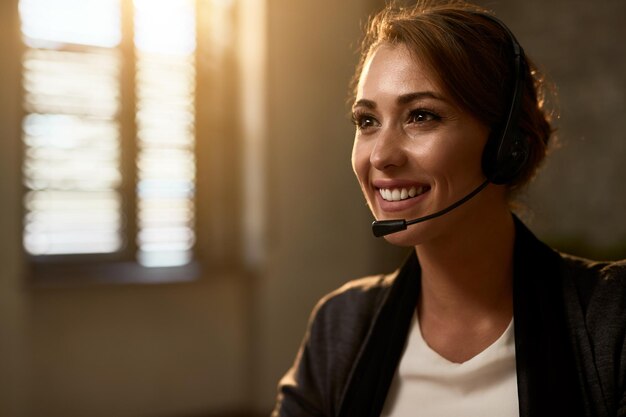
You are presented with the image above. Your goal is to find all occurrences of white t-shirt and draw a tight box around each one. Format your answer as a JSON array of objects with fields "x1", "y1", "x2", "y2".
[{"x1": 381, "y1": 315, "x2": 519, "y2": 417}]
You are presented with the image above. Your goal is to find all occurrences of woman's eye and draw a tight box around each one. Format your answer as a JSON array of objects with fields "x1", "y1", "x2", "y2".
[
  {"x1": 352, "y1": 114, "x2": 379, "y2": 130},
  {"x1": 407, "y1": 109, "x2": 440, "y2": 124}
]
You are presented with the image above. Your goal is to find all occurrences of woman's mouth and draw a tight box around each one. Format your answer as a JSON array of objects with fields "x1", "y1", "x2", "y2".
[{"x1": 378, "y1": 185, "x2": 431, "y2": 202}]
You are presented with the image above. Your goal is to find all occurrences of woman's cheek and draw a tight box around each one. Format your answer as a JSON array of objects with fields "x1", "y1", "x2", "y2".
[
  {"x1": 352, "y1": 141, "x2": 375, "y2": 208},
  {"x1": 351, "y1": 140, "x2": 368, "y2": 183}
]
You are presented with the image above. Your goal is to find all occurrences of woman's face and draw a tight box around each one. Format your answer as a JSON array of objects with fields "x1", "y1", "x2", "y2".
[{"x1": 352, "y1": 43, "x2": 502, "y2": 246}]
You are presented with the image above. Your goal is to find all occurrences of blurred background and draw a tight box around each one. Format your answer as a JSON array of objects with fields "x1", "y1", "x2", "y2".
[{"x1": 0, "y1": 0, "x2": 624, "y2": 416}]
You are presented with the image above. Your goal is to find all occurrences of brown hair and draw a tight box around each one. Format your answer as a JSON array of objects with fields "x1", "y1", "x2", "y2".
[{"x1": 352, "y1": 0, "x2": 555, "y2": 192}]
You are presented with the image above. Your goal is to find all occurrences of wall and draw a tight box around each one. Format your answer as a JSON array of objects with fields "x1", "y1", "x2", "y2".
[
  {"x1": 0, "y1": 1, "x2": 28, "y2": 415},
  {"x1": 27, "y1": 277, "x2": 250, "y2": 417}
]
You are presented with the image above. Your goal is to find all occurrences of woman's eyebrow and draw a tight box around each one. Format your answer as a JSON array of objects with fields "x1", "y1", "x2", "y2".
[
  {"x1": 352, "y1": 99, "x2": 376, "y2": 110},
  {"x1": 353, "y1": 91, "x2": 446, "y2": 110},
  {"x1": 397, "y1": 91, "x2": 444, "y2": 105}
]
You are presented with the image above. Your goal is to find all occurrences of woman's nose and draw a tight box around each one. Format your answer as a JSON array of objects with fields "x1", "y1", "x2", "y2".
[{"x1": 370, "y1": 126, "x2": 407, "y2": 170}]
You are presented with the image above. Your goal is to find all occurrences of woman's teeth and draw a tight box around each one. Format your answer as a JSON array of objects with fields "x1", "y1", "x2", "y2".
[{"x1": 379, "y1": 186, "x2": 428, "y2": 202}]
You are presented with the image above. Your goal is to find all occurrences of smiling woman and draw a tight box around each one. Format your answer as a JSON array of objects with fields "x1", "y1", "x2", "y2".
[{"x1": 271, "y1": 1, "x2": 626, "y2": 417}]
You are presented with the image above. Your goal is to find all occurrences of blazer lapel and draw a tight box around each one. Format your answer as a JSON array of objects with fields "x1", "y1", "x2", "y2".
[
  {"x1": 512, "y1": 218, "x2": 586, "y2": 417},
  {"x1": 338, "y1": 252, "x2": 420, "y2": 417}
]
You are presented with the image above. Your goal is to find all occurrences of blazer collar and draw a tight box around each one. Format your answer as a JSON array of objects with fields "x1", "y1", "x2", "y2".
[{"x1": 511, "y1": 216, "x2": 586, "y2": 416}]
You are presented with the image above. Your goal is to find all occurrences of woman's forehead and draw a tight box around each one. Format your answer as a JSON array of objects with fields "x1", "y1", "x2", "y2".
[{"x1": 356, "y1": 43, "x2": 442, "y2": 103}]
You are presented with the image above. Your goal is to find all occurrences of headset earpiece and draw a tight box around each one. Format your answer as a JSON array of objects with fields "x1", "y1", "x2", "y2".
[{"x1": 483, "y1": 128, "x2": 529, "y2": 185}]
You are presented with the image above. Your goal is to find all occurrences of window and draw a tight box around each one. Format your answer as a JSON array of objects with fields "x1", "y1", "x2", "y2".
[{"x1": 20, "y1": 0, "x2": 240, "y2": 282}]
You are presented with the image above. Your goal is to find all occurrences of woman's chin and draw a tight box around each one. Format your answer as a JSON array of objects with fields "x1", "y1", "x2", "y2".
[{"x1": 381, "y1": 227, "x2": 429, "y2": 247}]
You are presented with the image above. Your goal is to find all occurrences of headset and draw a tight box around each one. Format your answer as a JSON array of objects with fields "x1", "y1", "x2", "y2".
[{"x1": 479, "y1": 13, "x2": 529, "y2": 185}]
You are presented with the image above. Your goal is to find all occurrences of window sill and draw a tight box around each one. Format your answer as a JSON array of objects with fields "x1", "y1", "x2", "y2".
[{"x1": 27, "y1": 261, "x2": 204, "y2": 289}]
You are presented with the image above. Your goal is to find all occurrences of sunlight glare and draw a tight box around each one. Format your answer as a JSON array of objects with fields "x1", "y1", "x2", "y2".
[
  {"x1": 134, "y1": 0, "x2": 196, "y2": 55},
  {"x1": 19, "y1": 0, "x2": 121, "y2": 47}
]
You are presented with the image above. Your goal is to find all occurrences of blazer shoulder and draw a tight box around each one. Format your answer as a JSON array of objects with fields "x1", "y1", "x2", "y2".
[
  {"x1": 561, "y1": 252, "x2": 626, "y2": 271},
  {"x1": 272, "y1": 272, "x2": 398, "y2": 417},
  {"x1": 598, "y1": 258, "x2": 626, "y2": 279},
  {"x1": 560, "y1": 252, "x2": 626, "y2": 318},
  {"x1": 560, "y1": 252, "x2": 626, "y2": 287},
  {"x1": 310, "y1": 271, "x2": 397, "y2": 329},
  {"x1": 559, "y1": 254, "x2": 626, "y2": 414}
]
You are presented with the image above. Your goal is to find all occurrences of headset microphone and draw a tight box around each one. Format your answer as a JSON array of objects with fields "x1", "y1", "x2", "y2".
[
  {"x1": 370, "y1": 13, "x2": 527, "y2": 238},
  {"x1": 371, "y1": 179, "x2": 489, "y2": 237}
]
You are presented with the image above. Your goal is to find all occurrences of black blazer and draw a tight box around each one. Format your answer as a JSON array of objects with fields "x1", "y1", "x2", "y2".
[{"x1": 272, "y1": 217, "x2": 626, "y2": 417}]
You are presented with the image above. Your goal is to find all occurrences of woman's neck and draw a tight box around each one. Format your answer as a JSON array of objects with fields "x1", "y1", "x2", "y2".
[{"x1": 415, "y1": 206, "x2": 516, "y2": 362}]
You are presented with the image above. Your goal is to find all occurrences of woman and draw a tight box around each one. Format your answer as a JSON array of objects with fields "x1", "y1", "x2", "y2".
[{"x1": 272, "y1": 2, "x2": 626, "y2": 416}]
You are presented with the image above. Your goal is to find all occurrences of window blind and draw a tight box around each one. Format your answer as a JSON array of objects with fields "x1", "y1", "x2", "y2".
[
  {"x1": 134, "y1": 0, "x2": 196, "y2": 267},
  {"x1": 21, "y1": 0, "x2": 123, "y2": 256}
]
